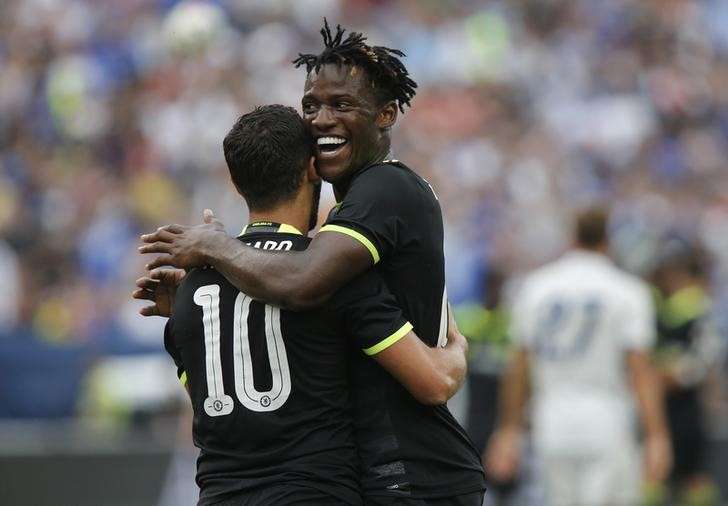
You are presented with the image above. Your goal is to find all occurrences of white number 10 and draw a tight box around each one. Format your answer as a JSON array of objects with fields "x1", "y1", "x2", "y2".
[{"x1": 194, "y1": 284, "x2": 292, "y2": 417}]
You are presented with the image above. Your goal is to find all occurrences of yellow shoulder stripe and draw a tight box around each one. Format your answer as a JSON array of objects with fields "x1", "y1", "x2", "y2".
[
  {"x1": 278, "y1": 223, "x2": 303, "y2": 235},
  {"x1": 241, "y1": 223, "x2": 303, "y2": 235},
  {"x1": 319, "y1": 224, "x2": 380, "y2": 264},
  {"x1": 363, "y1": 322, "x2": 413, "y2": 356},
  {"x1": 179, "y1": 371, "x2": 188, "y2": 387}
]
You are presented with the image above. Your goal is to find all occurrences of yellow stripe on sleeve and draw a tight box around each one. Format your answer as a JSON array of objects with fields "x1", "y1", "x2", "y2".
[
  {"x1": 179, "y1": 371, "x2": 188, "y2": 387},
  {"x1": 319, "y1": 224, "x2": 380, "y2": 264},
  {"x1": 363, "y1": 322, "x2": 413, "y2": 356}
]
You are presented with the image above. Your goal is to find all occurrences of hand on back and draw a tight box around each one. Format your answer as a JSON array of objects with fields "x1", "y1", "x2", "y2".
[
  {"x1": 132, "y1": 268, "x2": 186, "y2": 317},
  {"x1": 134, "y1": 209, "x2": 225, "y2": 316},
  {"x1": 139, "y1": 209, "x2": 227, "y2": 271}
]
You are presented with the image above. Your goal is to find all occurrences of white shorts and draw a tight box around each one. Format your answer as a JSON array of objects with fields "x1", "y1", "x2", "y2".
[{"x1": 538, "y1": 440, "x2": 640, "y2": 506}]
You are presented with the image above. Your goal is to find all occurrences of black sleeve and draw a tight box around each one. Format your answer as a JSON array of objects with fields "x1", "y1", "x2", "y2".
[
  {"x1": 328, "y1": 271, "x2": 412, "y2": 356},
  {"x1": 163, "y1": 319, "x2": 186, "y2": 383},
  {"x1": 320, "y1": 164, "x2": 418, "y2": 264}
]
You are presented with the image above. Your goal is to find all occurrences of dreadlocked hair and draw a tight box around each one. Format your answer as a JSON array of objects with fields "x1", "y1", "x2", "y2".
[{"x1": 293, "y1": 19, "x2": 418, "y2": 113}]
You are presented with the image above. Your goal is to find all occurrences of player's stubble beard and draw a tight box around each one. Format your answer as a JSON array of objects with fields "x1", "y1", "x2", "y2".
[{"x1": 309, "y1": 181, "x2": 322, "y2": 231}]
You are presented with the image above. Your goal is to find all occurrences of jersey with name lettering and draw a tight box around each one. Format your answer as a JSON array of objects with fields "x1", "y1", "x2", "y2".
[
  {"x1": 321, "y1": 161, "x2": 486, "y2": 499},
  {"x1": 164, "y1": 223, "x2": 410, "y2": 505}
]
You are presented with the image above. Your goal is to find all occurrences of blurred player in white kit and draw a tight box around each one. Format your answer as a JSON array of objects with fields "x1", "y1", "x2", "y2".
[{"x1": 485, "y1": 207, "x2": 672, "y2": 506}]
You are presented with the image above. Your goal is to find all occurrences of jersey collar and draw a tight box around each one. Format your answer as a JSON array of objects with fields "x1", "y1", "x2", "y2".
[
  {"x1": 349, "y1": 157, "x2": 403, "y2": 181},
  {"x1": 240, "y1": 221, "x2": 304, "y2": 236}
]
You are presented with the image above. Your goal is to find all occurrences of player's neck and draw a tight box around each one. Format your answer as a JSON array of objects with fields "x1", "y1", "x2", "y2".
[
  {"x1": 248, "y1": 209, "x2": 308, "y2": 235},
  {"x1": 248, "y1": 202, "x2": 310, "y2": 236},
  {"x1": 573, "y1": 244, "x2": 608, "y2": 256},
  {"x1": 247, "y1": 179, "x2": 315, "y2": 234},
  {"x1": 333, "y1": 147, "x2": 393, "y2": 200}
]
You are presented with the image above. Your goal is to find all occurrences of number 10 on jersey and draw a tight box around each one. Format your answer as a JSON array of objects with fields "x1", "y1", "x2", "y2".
[{"x1": 194, "y1": 284, "x2": 292, "y2": 417}]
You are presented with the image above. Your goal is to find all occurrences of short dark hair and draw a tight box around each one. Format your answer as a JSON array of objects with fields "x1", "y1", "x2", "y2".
[
  {"x1": 293, "y1": 19, "x2": 417, "y2": 112},
  {"x1": 575, "y1": 206, "x2": 608, "y2": 249},
  {"x1": 223, "y1": 105, "x2": 312, "y2": 211},
  {"x1": 656, "y1": 237, "x2": 707, "y2": 279}
]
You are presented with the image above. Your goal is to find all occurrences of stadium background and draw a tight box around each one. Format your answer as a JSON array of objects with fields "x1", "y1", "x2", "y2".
[{"x1": 1, "y1": 0, "x2": 728, "y2": 504}]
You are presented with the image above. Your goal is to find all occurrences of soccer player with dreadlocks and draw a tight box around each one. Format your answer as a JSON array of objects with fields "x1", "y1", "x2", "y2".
[{"x1": 140, "y1": 20, "x2": 487, "y2": 505}]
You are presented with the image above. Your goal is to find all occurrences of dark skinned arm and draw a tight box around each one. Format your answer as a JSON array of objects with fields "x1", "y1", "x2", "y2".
[
  {"x1": 212, "y1": 231, "x2": 371, "y2": 310},
  {"x1": 139, "y1": 211, "x2": 372, "y2": 311}
]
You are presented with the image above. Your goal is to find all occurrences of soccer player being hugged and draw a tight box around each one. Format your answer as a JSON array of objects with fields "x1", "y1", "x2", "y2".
[
  {"x1": 140, "y1": 20, "x2": 486, "y2": 506},
  {"x1": 136, "y1": 105, "x2": 471, "y2": 505}
]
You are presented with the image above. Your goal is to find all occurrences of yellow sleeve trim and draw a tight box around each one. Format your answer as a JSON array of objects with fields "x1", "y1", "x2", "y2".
[
  {"x1": 179, "y1": 371, "x2": 188, "y2": 387},
  {"x1": 363, "y1": 322, "x2": 413, "y2": 356},
  {"x1": 319, "y1": 224, "x2": 380, "y2": 264}
]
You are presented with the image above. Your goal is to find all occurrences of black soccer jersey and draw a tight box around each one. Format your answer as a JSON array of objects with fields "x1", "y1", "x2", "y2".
[
  {"x1": 320, "y1": 161, "x2": 487, "y2": 498},
  {"x1": 164, "y1": 223, "x2": 410, "y2": 505}
]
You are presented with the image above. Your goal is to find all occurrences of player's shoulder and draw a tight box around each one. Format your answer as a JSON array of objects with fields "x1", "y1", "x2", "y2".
[
  {"x1": 169, "y1": 266, "x2": 229, "y2": 325},
  {"x1": 608, "y1": 266, "x2": 651, "y2": 301},
  {"x1": 177, "y1": 265, "x2": 226, "y2": 292},
  {"x1": 517, "y1": 254, "x2": 591, "y2": 300},
  {"x1": 521, "y1": 258, "x2": 566, "y2": 290},
  {"x1": 357, "y1": 159, "x2": 413, "y2": 177},
  {"x1": 512, "y1": 264, "x2": 558, "y2": 305},
  {"x1": 560, "y1": 251, "x2": 647, "y2": 291}
]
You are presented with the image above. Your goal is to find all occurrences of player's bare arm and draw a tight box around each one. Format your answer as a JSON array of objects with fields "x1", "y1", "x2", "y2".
[
  {"x1": 483, "y1": 346, "x2": 530, "y2": 482},
  {"x1": 627, "y1": 350, "x2": 673, "y2": 483},
  {"x1": 373, "y1": 321, "x2": 468, "y2": 406},
  {"x1": 139, "y1": 212, "x2": 372, "y2": 311}
]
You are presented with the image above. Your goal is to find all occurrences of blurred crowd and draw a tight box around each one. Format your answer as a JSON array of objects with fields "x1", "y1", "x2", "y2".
[{"x1": 1, "y1": 0, "x2": 727, "y2": 447}]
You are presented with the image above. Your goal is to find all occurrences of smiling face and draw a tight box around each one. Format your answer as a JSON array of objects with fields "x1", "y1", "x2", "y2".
[{"x1": 301, "y1": 63, "x2": 397, "y2": 186}]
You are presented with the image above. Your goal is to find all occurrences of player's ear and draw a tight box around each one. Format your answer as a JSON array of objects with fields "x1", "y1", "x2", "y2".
[
  {"x1": 305, "y1": 156, "x2": 320, "y2": 182},
  {"x1": 376, "y1": 101, "x2": 398, "y2": 130}
]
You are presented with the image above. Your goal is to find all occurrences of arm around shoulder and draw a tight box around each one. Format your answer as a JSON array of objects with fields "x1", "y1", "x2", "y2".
[
  {"x1": 208, "y1": 229, "x2": 373, "y2": 310},
  {"x1": 139, "y1": 214, "x2": 372, "y2": 310}
]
